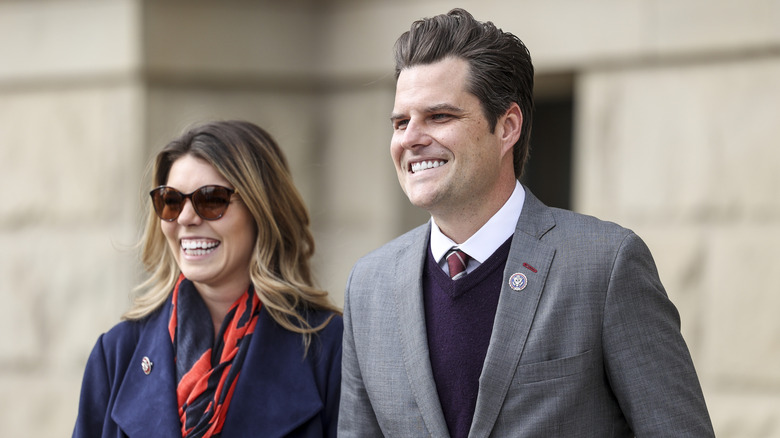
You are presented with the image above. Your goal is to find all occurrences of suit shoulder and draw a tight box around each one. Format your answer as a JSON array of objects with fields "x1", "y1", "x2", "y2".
[
  {"x1": 548, "y1": 207, "x2": 634, "y2": 242},
  {"x1": 538, "y1": 207, "x2": 657, "y2": 264}
]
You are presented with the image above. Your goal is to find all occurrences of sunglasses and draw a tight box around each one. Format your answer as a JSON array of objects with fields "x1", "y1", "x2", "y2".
[{"x1": 150, "y1": 185, "x2": 237, "y2": 222}]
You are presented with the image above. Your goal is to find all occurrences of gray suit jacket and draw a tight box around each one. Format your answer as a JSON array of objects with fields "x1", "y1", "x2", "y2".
[{"x1": 339, "y1": 187, "x2": 714, "y2": 437}]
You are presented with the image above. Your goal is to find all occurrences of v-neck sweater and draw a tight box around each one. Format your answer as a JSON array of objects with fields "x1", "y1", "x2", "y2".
[{"x1": 423, "y1": 236, "x2": 513, "y2": 438}]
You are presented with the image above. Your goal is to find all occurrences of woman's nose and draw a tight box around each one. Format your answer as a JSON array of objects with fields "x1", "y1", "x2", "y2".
[{"x1": 176, "y1": 198, "x2": 202, "y2": 225}]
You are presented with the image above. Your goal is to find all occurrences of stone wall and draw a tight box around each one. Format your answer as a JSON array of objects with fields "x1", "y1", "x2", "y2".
[
  {"x1": 1, "y1": 0, "x2": 779, "y2": 435},
  {"x1": 0, "y1": 2, "x2": 144, "y2": 435}
]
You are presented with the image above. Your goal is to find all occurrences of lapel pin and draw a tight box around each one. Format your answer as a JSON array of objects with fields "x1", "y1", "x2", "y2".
[
  {"x1": 508, "y1": 273, "x2": 528, "y2": 291},
  {"x1": 141, "y1": 356, "x2": 153, "y2": 375}
]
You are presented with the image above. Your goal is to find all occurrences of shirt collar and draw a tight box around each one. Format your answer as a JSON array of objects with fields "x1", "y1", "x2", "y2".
[{"x1": 430, "y1": 180, "x2": 525, "y2": 264}]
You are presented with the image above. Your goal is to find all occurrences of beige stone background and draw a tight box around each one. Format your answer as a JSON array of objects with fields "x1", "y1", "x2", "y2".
[{"x1": 1, "y1": 0, "x2": 779, "y2": 436}]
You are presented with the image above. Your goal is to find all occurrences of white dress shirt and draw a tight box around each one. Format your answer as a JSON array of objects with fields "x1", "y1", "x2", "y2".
[{"x1": 430, "y1": 181, "x2": 525, "y2": 275}]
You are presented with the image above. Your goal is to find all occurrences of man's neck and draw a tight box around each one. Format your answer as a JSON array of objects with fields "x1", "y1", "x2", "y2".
[{"x1": 432, "y1": 180, "x2": 517, "y2": 244}]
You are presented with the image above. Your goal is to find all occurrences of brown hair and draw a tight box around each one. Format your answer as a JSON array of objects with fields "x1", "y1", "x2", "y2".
[
  {"x1": 394, "y1": 8, "x2": 535, "y2": 178},
  {"x1": 125, "y1": 120, "x2": 339, "y2": 350}
]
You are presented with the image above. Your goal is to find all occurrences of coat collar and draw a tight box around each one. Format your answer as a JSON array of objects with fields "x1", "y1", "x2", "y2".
[
  {"x1": 220, "y1": 310, "x2": 325, "y2": 436},
  {"x1": 111, "y1": 297, "x2": 324, "y2": 437}
]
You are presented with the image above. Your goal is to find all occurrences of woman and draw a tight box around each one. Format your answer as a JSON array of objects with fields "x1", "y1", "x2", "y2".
[{"x1": 73, "y1": 120, "x2": 342, "y2": 437}]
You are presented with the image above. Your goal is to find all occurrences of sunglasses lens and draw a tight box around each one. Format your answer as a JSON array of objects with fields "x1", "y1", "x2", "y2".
[
  {"x1": 192, "y1": 186, "x2": 232, "y2": 220},
  {"x1": 151, "y1": 187, "x2": 184, "y2": 221},
  {"x1": 150, "y1": 186, "x2": 233, "y2": 221}
]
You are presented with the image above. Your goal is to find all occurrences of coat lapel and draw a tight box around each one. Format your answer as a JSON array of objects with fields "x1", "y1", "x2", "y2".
[
  {"x1": 392, "y1": 224, "x2": 451, "y2": 438},
  {"x1": 220, "y1": 309, "x2": 325, "y2": 437},
  {"x1": 469, "y1": 188, "x2": 557, "y2": 438},
  {"x1": 112, "y1": 300, "x2": 181, "y2": 437}
]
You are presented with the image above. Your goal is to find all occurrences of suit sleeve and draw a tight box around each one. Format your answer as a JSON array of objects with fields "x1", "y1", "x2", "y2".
[
  {"x1": 72, "y1": 334, "x2": 111, "y2": 438},
  {"x1": 337, "y1": 267, "x2": 384, "y2": 436},
  {"x1": 602, "y1": 232, "x2": 715, "y2": 436}
]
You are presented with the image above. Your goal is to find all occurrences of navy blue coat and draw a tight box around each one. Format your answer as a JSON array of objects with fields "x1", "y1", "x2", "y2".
[{"x1": 73, "y1": 296, "x2": 342, "y2": 438}]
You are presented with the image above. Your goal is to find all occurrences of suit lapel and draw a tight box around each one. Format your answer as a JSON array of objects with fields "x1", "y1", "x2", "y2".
[
  {"x1": 469, "y1": 188, "x2": 557, "y2": 438},
  {"x1": 112, "y1": 300, "x2": 181, "y2": 437},
  {"x1": 392, "y1": 224, "x2": 450, "y2": 437}
]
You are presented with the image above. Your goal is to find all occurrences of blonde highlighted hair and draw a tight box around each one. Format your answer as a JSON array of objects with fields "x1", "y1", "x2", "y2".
[{"x1": 124, "y1": 120, "x2": 340, "y2": 349}]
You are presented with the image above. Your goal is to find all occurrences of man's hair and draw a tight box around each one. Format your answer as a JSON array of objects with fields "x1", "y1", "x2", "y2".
[{"x1": 394, "y1": 8, "x2": 535, "y2": 179}]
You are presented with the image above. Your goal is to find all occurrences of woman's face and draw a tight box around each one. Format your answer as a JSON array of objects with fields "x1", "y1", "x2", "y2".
[{"x1": 161, "y1": 154, "x2": 256, "y2": 293}]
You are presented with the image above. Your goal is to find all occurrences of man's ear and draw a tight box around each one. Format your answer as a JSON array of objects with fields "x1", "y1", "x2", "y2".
[{"x1": 498, "y1": 102, "x2": 523, "y2": 157}]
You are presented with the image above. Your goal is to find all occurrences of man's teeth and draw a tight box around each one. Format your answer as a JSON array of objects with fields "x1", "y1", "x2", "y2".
[
  {"x1": 411, "y1": 160, "x2": 446, "y2": 173},
  {"x1": 181, "y1": 239, "x2": 219, "y2": 255}
]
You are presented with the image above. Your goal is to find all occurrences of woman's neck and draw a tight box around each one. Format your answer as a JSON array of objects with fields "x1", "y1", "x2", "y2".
[{"x1": 192, "y1": 278, "x2": 251, "y2": 338}]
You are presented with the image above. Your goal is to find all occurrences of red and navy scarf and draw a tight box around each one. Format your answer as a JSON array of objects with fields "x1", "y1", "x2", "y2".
[{"x1": 168, "y1": 275, "x2": 261, "y2": 437}]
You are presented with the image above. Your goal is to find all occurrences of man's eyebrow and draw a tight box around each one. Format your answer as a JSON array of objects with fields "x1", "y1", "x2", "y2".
[
  {"x1": 427, "y1": 103, "x2": 465, "y2": 114},
  {"x1": 390, "y1": 103, "x2": 465, "y2": 122},
  {"x1": 390, "y1": 113, "x2": 406, "y2": 123}
]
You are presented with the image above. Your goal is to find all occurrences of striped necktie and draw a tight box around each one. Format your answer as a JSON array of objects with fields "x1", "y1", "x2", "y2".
[{"x1": 446, "y1": 248, "x2": 470, "y2": 280}]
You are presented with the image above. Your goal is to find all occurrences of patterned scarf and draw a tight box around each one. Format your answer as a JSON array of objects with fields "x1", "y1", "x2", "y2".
[{"x1": 168, "y1": 275, "x2": 261, "y2": 437}]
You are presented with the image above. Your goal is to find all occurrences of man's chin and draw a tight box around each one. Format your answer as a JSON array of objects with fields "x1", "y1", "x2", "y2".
[{"x1": 405, "y1": 192, "x2": 439, "y2": 212}]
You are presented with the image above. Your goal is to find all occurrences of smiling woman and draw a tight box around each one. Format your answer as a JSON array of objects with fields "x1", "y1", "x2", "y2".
[{"x1": 73, "y1": 120, "x2": 343, "y2": 438}]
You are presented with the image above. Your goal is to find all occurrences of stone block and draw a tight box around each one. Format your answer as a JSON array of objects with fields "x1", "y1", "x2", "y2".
[
  {"x1": 0, "y1": 227, "x2": 136, "y2": 438},
  {"x1": 575, "y1": 57, "x2": 780, "y2": 225},
  {"x1": 698, "y1": 225, "x2": 780, "y2": 387},
  {"x1": 0, "y1": 0, "x2": 139, "y2": 80},
  {"x1": 0, "y1": 376, "x2": 82, "y2": 437},
  {"x1": 653, "y1": 0, "x2": 780, "y2": 56},
  {"x1": 143, "y1": 1, "x2": 320, "y2": 77},
  {"x1": 0, "y1": 227, "x2": 135, "y2": 369},
  {"x1": 0, "y1": 85, "x2": 144, "y2": 226},
  {"x1": 707, "y1": 392, "x2": 780, "y2": 437},
  {"x1": 317, "y1": 88, "x2": 398, "y2": 225},
  {"x1": 491, "y1": 0, "x2": 646, "y2": 70}
]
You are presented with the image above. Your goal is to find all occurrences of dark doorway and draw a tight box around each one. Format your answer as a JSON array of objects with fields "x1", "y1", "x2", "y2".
[{"x1": 522, "y1": 74, "x2": 574, "y2": 210}]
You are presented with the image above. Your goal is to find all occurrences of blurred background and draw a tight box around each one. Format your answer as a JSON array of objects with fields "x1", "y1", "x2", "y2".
[{"x1": 2, "y1": 0, "x2": 779, "y2": 436}]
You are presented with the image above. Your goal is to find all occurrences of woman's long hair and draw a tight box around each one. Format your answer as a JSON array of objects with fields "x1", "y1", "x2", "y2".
[{"x1": 124, "y1": 120, "x2": 340, "y2": 350}]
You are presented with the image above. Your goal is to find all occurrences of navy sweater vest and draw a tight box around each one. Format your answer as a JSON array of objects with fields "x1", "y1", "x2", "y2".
[{"x1": 423, "y1": 237, "x2": 513, "y2": 438}]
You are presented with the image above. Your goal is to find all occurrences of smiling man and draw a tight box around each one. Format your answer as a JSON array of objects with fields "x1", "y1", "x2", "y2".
[{"x1": 339, "y1": 8, "x2": 714, "y2": 438}]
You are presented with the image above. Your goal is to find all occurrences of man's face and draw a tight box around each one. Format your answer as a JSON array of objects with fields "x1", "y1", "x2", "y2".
[{"x1": 391, "y1": 57, "x2": 511, "y2": 221}]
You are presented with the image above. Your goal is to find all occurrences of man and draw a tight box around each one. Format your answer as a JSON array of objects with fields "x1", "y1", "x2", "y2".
[{"x1": 339, "y1": 8, "x2": 714, "y2": 437}]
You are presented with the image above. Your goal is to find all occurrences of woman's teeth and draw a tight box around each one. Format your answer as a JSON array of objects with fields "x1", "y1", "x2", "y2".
[{"x1": 181, "y1": 239, "x2": 219, "y2": 255}]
